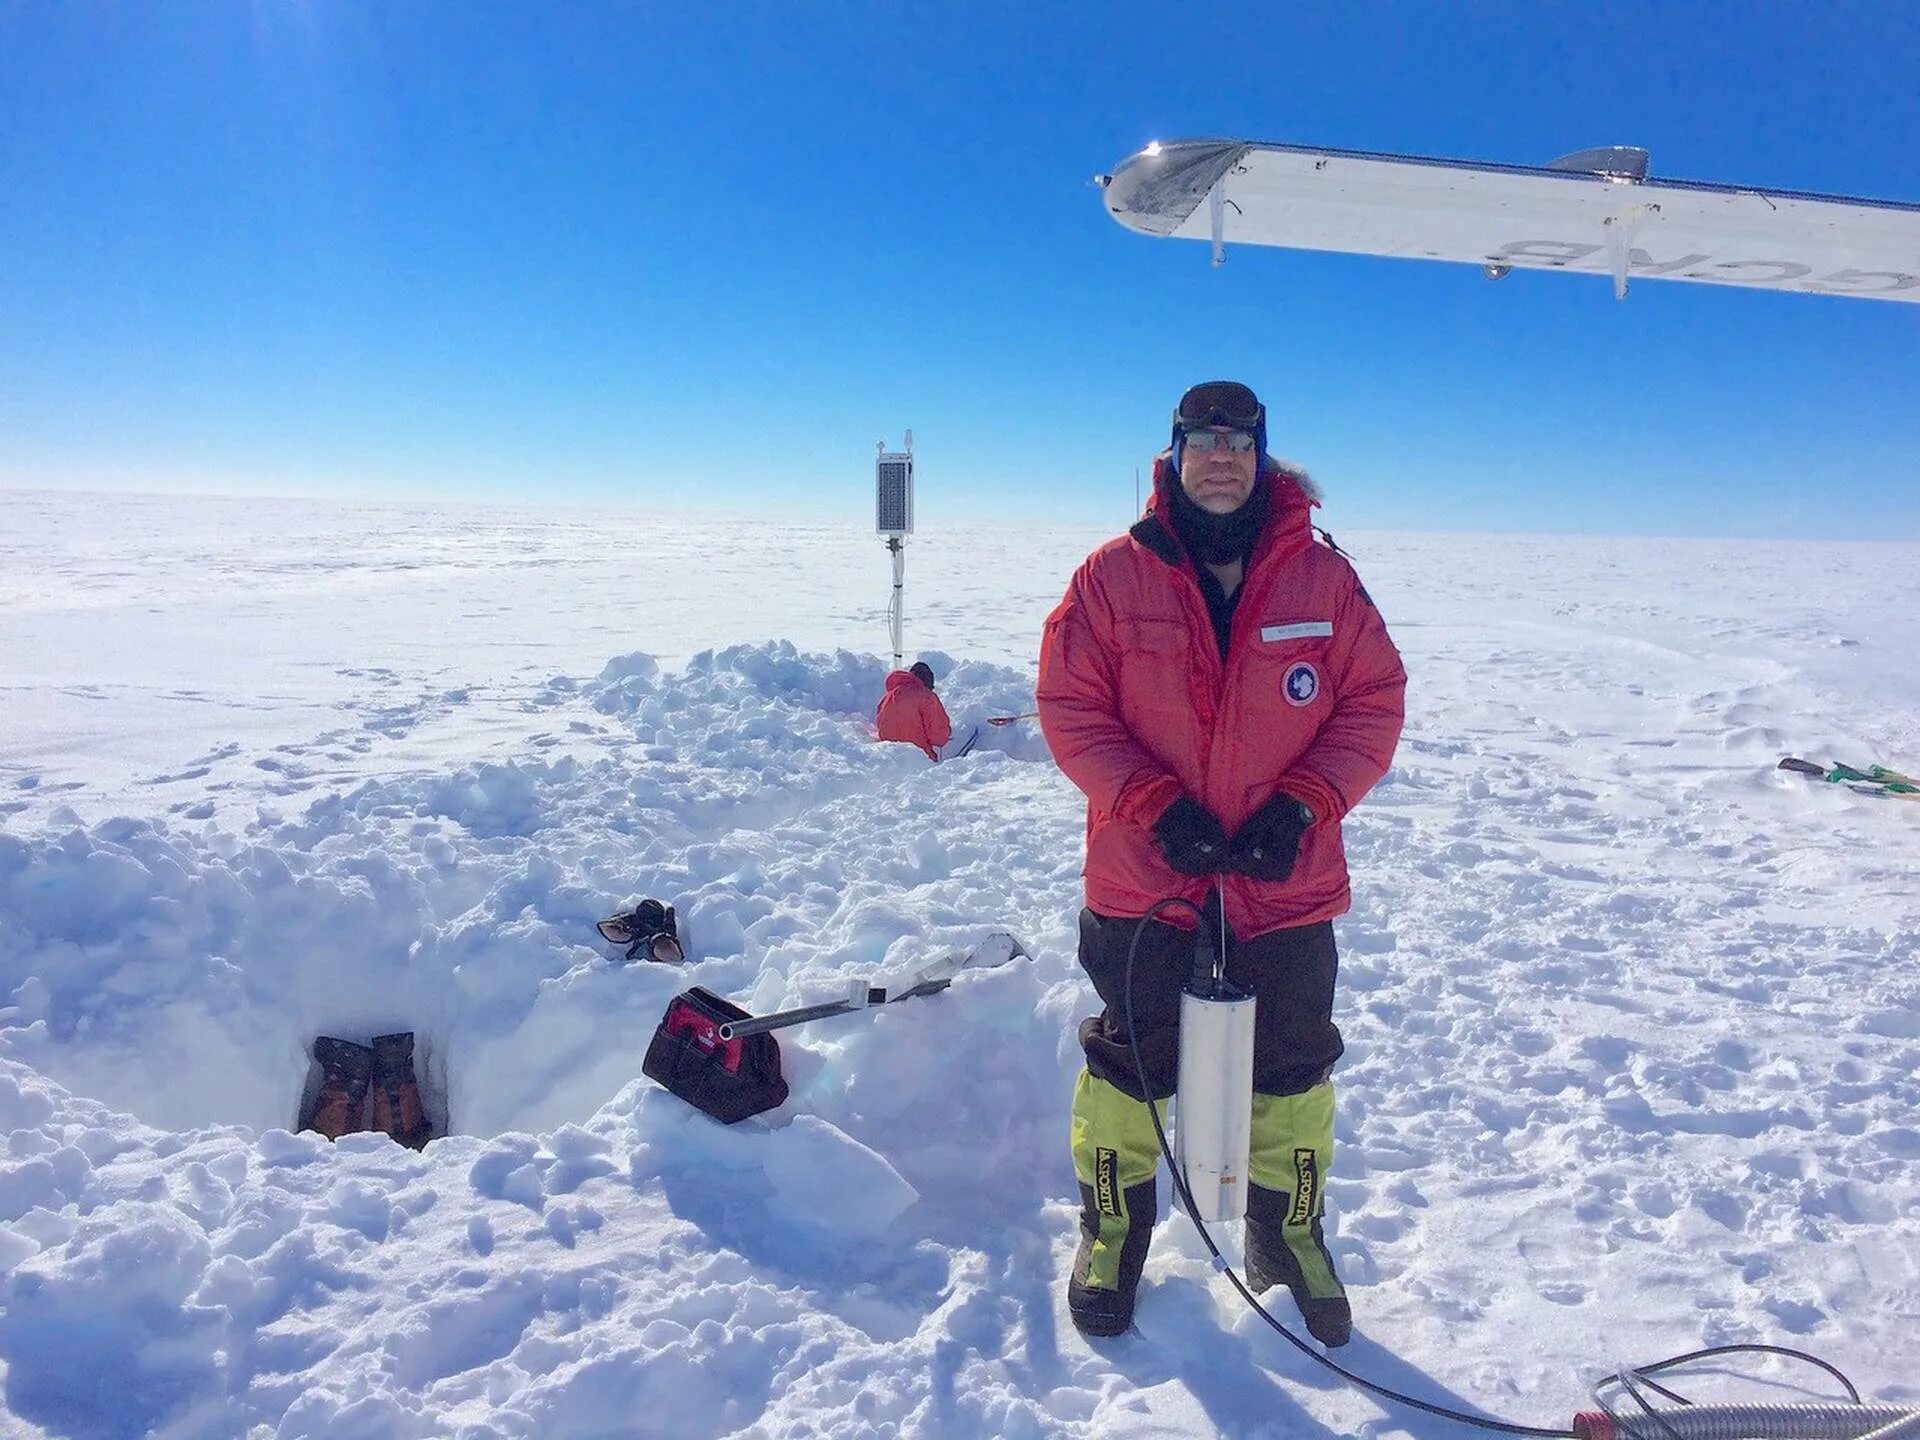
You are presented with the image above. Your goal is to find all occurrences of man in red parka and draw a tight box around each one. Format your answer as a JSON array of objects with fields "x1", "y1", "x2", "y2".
[
  {"x1": 875, "y1": 660, "x2": 953, "y2": 762},
  {"x1": 1038, "y1": 381, "x2": 1405, "y2": 1342}
]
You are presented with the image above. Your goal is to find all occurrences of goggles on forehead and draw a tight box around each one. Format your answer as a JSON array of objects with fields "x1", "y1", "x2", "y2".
[
  {"x1": 1181, "y1": 427, "x2": 1257, "y2": 454},
  {"x1": 1176, "y1": 380, "x2": 1263, "y2": 432}
]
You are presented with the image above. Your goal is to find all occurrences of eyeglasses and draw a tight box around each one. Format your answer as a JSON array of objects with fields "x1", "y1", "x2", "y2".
[
  {"x1": 1176, "y1": 380, "x2": 1262, "y2": 431},
  {"x1": 1181, "y1": 427, "x2": 1256, "y2": 454}
]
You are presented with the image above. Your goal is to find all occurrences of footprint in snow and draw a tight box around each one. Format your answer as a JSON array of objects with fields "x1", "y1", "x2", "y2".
[
  {"x1": 1537, "y1": 1281, "x2": 1590, "y2": 1305},
  {"x1": 1762, "y1": 1296, "x2": 1826, "y2": 1334}
]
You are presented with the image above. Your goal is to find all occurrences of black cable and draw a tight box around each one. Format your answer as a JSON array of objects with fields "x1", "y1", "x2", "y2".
[
  {"x1": 1589, "y1": 1341, "x2": 1865, "y2": 1436},
  {"x1": 1608, "y1": 1368, "x2": 1690, "y2": 1440},
  {"x1": 1116, "y1": 893, "x2": 1864, "y2": 1438},
  {"x1": 1622, "y1": 1373, "x2": 1692, "y2": 1407},
  {"x1": 1612, "y1": 1346, "x2": 1860, "y2": 1406}
]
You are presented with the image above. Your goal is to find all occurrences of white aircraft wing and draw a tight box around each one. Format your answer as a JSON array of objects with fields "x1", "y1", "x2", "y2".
[{"x1": 1097, "y1": 138, "x2": 1920, "y2": 303}]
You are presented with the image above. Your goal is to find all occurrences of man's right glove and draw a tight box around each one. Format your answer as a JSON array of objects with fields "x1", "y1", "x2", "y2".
[{"x1": 1152, "y1": 795, "x2": 1229, "y2": 876}]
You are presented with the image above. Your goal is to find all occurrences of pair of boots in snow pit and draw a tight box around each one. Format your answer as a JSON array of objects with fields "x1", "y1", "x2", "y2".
[{"x1": 304, "y1": 1032, "x2": 432, "y2": 1149}]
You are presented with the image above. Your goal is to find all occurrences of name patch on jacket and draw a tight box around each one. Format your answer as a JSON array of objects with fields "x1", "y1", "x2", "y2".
[{"x1": 1260, "y1": 621, "x2": 1334, "y2": 643}]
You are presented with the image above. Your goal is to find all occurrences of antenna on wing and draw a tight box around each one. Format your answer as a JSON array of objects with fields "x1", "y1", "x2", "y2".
[{"x1": 1546, "y1": 146, "x2": 1650, "y2": 182}]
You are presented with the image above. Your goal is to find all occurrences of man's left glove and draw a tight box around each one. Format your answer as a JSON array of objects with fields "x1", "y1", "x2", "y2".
[{"x1": 1228, "y1": 792, "x2": 1313, "y2": 881}]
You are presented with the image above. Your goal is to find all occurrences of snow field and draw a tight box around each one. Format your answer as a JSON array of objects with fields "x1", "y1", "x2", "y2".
[{"x1": 0, "y1": 495, "x2": 1917, "y2": 1436}]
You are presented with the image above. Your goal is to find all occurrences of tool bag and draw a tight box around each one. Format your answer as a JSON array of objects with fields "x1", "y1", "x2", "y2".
[{"x1": 642, "y1": 987, "x2": 789, "y2": 1123}]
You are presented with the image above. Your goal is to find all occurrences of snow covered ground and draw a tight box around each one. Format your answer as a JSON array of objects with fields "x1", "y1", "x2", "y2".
[{"x1": 2, "y1": 488, "x2": 1917, "y2": 1438}]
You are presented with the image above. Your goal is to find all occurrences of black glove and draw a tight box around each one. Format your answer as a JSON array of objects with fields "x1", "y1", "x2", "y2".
[
  {"x1": 1152, "y1": 795, "x2": 1229, "y2": 876},
  {"x1": 1229, "y1": 791, "x2": 1312, "y2": 881}
]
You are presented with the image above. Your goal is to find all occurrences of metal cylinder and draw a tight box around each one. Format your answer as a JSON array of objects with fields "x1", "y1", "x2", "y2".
[{"x1": 1175, "y1": 984, "x2": 1256, "y2": 1223}]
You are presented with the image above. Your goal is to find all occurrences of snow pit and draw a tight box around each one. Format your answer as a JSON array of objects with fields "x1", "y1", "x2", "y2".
[{"x1": 0, "y1": 644, "x2": 1061, "y2": 1145}]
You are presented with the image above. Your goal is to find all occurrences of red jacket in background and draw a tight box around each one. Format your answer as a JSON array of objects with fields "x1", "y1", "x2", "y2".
[
  {"x1": 875, "y1": 670, "x2": 953, "y2": 761},
  {"x1": 1038, "y1": 455, "x2": 1406, "y2": 938}
]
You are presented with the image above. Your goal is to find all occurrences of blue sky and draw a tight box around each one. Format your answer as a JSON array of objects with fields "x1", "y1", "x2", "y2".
[{"x1": 2, "y1": 2, "x2": 1916, "y2": 537}]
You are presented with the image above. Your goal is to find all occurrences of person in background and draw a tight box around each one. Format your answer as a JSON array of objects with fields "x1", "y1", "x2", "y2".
[
  {"x1": 875, "y1": 660, "x2": 953, "y2": 762},
  {"x1": 1038, "y1": 380, "x2": 1406, "y2": 1342}
]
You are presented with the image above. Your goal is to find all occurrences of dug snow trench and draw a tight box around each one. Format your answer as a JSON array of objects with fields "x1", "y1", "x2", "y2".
[{"x1": 0, "y1": 645, "x2": 1071, "y2": 1151}]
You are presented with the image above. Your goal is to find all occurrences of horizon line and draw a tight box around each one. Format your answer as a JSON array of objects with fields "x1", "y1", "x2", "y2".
[{"x1": 4, "y1": 481, "x2": 1916, "y2": 547}]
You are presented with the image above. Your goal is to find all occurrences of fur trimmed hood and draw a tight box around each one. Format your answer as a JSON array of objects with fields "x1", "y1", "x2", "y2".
[
  {"x1": 1141, "y1": 449, "x2": 1323, "y2": 520},
  {"x1": 1132, "y1": 450, "x2": 1323, "y2": 570},
  {"x1": 1267, "y1": 457, "x2": 1322, "y2": 505}
]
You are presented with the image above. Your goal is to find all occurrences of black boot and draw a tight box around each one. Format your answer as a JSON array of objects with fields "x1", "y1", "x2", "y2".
[
  {"x1": 304, "y1": 1037, "x2": 373, "y2": 1140},
  {"x1": 1068, "y1": 1177, "x2": 1157, "y2": 1337},
  {"x1": 1245, "y1": 1186, "x2": 1352, "y2": 1347}
]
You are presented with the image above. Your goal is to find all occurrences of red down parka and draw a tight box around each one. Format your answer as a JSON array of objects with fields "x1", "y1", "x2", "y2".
[
  {"x1": 875, "y1": 669, "x2": 953, "y2": 760},
  {"x1": 1038, "y1": 455, "x2": 1406, "y2": 938}
]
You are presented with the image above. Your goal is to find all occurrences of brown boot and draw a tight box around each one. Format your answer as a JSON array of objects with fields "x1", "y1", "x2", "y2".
[
  {"x1": 304, "y1": 1037, "x2": 372, "y2": 1140},
  {"x1": 367, "y1": 1031, "x2": 432, "y2": 1150}
]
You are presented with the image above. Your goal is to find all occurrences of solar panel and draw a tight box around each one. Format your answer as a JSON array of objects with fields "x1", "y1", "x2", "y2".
[{"x1": 876, "y1": 454, "x2": 913, "y2": 535}]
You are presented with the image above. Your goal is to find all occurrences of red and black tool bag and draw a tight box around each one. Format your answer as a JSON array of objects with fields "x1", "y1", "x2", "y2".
[{"x1": 642, "y1": 987, "x2": 789, "y2": 1123}]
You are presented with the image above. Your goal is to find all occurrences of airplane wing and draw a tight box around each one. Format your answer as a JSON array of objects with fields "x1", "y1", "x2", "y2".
[{"x1": 1097, "y1": 138, "x2": 1920, "y2": 303}]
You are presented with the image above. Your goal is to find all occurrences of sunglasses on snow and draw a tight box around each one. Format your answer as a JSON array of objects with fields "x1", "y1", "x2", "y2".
[
  {"x1": 1181, "y1": 427, "x2": 1257, "y2": 453},
  {"x1": 597, "y1": 907, "x2": 686, "y2": 964}
]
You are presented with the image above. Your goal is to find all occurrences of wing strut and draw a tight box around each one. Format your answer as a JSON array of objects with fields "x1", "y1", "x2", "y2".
[{"x1": 1210, "y1": 177, "x2": 1227, "y2": 268}]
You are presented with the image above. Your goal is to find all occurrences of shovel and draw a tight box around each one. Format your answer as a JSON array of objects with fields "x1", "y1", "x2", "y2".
[
  {"x1": 641, "y1": 932, "x2": 1031, "y2": 1123},
  {"x1": 716, "y1": 932, "x2": 1029, "y2": 1041}
]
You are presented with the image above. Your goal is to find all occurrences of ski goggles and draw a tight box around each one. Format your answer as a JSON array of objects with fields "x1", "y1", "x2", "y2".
[
  {"x1": 1175, "y1": 380, "x2": 1263, "y2": 432},
  {"x1": 1180, "y1": 427, "x2": 1257, "y2": 453},
  {"x1": 597, "y1": 905, "x2": 686, "y2": 964}
]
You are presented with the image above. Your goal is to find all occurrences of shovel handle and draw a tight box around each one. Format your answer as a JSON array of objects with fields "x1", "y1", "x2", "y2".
[
  {"x1": 717, "y1": 1001, "x2": 853, "y2": 1042},
  {"x1": 717, "y1": 991, "x2": 891, "y2": 1042},
  {"x1": 714, "y1": 975, "x2": 960, "y2": 1041}
]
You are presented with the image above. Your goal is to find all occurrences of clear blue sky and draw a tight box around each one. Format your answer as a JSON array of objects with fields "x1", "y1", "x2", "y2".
[{"x1": 2, "y1": 2, "x2": 1916, "y2": 536}]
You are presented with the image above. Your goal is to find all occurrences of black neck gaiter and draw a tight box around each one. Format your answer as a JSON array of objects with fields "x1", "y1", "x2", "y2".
[{"x1": 1166, "y1": 472, "x2": 1270, "y2": 565}]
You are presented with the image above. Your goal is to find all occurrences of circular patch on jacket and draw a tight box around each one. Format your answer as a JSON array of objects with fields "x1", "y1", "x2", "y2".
[{"x1": 1283, "y1": 661, "x2": 1320, "y2": 707}]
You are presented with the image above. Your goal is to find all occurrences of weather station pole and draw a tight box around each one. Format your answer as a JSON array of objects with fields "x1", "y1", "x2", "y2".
[{"x1": 876, "y1": 432, "x2": 914, "y2": 669}]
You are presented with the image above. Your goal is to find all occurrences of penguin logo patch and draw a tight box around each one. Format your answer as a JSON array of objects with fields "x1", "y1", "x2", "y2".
[{"x1": 1283, "y1": 662, "x2": 1320, "y2": 707}]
